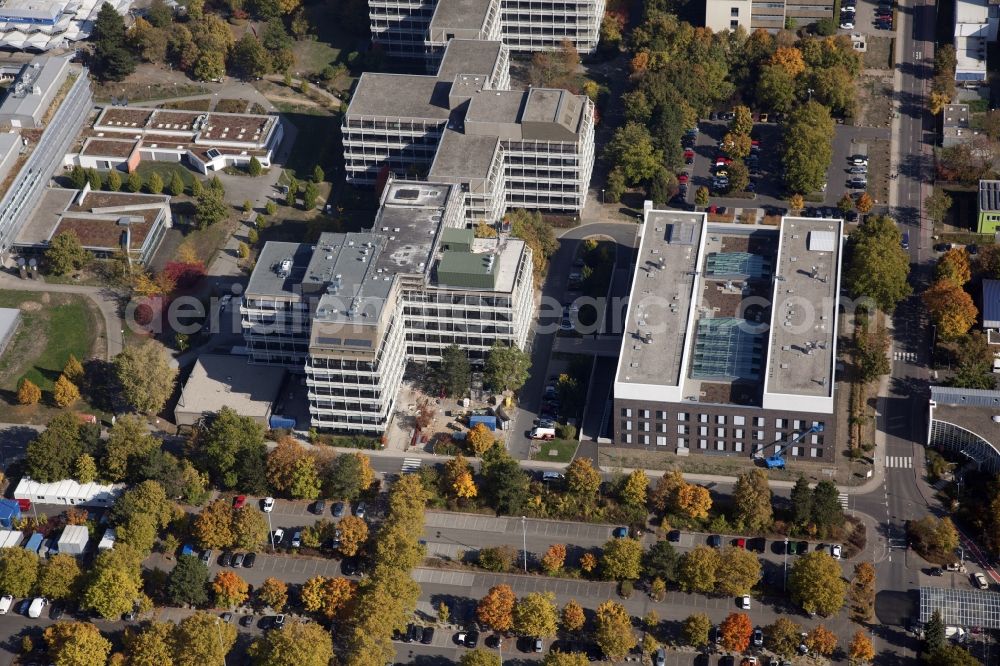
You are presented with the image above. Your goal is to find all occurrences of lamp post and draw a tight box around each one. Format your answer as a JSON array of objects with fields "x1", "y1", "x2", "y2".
[
  {"x1": 783, "y1": 538, "x2": 789, "y2": 591},
  {"x1": 266, "y1": 509, "x2": 275, "y2": 552},
  {"x1": 601, "y1": 189, "x2": 605, "y2": 204}
]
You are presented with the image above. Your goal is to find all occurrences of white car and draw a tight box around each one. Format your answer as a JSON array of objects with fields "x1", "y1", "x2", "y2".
[
  {"x1": 974, "y1": 572, "x2": 989, "y2": 589},
  {"x1": 262, "y1": 496, "x2": 275, "y2": 512},
  {"x1": 840, "y1": 20, "x2": 854, "y2": 28},
  {"x1": 0, "y1": 595, "x2": 12, "y2": 615},
  {"x1": 831, "y1": 544, "x2": 842, "y2": 560},
  {"x1": 739, "y1": 595, "x2": 751, "y2": 610},
  {"x1": 27, "y1": 597, "x2": 45, "y2": 619}
]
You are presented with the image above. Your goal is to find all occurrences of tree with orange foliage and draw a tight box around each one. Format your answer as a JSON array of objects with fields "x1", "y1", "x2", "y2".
[
  {"x1": 266, "y1": 436, "x2": 309, "y2": 495},
  {"x1": 936, "y1": 247, "x2": 972, "y2": 286},
  {"x1": 467, "y1": 423, "x2": 495, "y2": 455},
  {"x1": 301, "y1": 576, "x2": 356, "y2": 620},
  {"x1": 17, "y1": 378, "x2": 40, "y2": 405},
  {"x1": 580, "y1": 552, "x2": 598, "y2": 574},
  {"x1": 769, "y1": 47, "x2": 806, "y2": 77},
  {"x1": 923, "y1": 279, "x2": 978, "y2": 340},
  {"x1": 807, "y1": 625, "x2": 838, "y2": 657},
  {"x1": 337, "y1": 515, "x2": 368, "y2": 556},
  {"x1": 719, "y1": 612, "x2": 752, "y2": 653},
  {"x1": 212, "y1": 570, "x2": 249, "y2": 608},
  {"x1": 630, "y1": 51, "x2": 650, "y2": 73},
  {"x1": 476, "y1": 584, "x2": 516, "y2": 632},
  {"x1": 541, "y1": 544, "x2": 567, "y2": 574},
  {"x1": 561, "y1": 600, "x2": 585, "y2": 632},
  {"x1": 676, "y1": 484, "x2": 712, "y2": 520},
  {"x1": 856, "y1": 192, "x2": 875, "y2": 215},
  {"x1": 849, "y1": 630, "x2": 875, "y2": 664}
]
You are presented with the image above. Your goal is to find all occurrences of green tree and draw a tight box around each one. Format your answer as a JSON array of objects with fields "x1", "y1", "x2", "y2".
[
  {"x1": 115, "y1": 341, "x2": 178, "y2": 414},
  {"x1": 513, "y1": 592, "x2": 559, "y2": 638},
  {"x1": 195, "y1": 189, "x2": 228, "y2": 228},
  {"x1": 127, "y1": 170, "x2": 143, "y2": 193},
  {"x1": 302, "y1": 181, "x2": 318, "y2": 210},
  {"x1": 766, "y1": 616, "x2": 804, "y2": 658},
  {"x1": 695, "y1": 186, "x2": 709, "y2": 207},
  {"x1": 194, "y1": 406, "x2": 268, "y2": 492},
  {"x1": 74, "y1": 453, "x2": 97, "y2": 483},
  {"x1": 87, "y1": 168, "x2": 102, "y2": 191},
  {"x1": 232, "y1": 506, "x2": 269, "y2": 550},
  {"x1": 68, "y1": 165, "x2": 87, "y2": 189},
  {"x1": 146, "y1": 172, "x2": 164, "y2": 194},
  {"x1": 168, "y1": 171, "x2": 184, "y2": 196},
  {"x1": 908, "y1": 515, "x2": 959, "y2": 561},
  {"x1": 682, "y1": 613, "x2": 711, "y2": 648},
  {"x1": 648, "y1": 166, "x2": 678, "y2": 204},
  {"x1": 0, "y1": 548, "x2": 38, "y2": 597},
  {"x1": 117, "y1": 510, "x2": 158, "y2": 554},
  {"x1": 594, "y1": 600, "x2": 636, "y2": 660},
  {"x1": 732, "y1": 469, "x2": 773, "y2": 532},
  {"x1": 288, "y1": 456, "x2": 321, "y2": 499},
  {"x1": 783, "y1": 101, "x2": 835, "y2": 195},
  {"x1": 605, "y1": 168, "x2": 626, "y2": 203},
  {"x1": 110, "y1": 479, "x2": 175, "y2": 530},
  {"x1": 811, "y1": 480, "x2": 845, "y2": 534},
  {"x1": 480, "y1": 444, "x2": 530, "y2": 514},
  {"x1": 757, "y1": 64, "x2": 798, "y2": 112},
  {"x1": 925, "y1": 191, "x2": 953, "y2": 224},
  {"x1": 37, "y1": 553, "x2": 81, "y2": 601},
  {"x1": 43, "y1": 621, "x2": 112, "y2": 666},
  {"x1": 190, "y1": 177, "x2": 204, "y2": 197},
  {"x1": 92, "y1": 3, "x2": 135, "y2": 81},
  {"x1": 231, "y1": 33, "x2": 270, "y2": 79},
  {"x1": 601, "y1": 538, "x2": 642, "y2": 581},
  {"x1": 604, "y1": 122, "x2": 662, "y2": 185},
  {"x1": 247, "y1": 156, "x2": 263, "y2": 176},
  {"x1": 925, "y1": 609, "x2": 946, "y2": 650},
  {"x1": 323, "y1": 451, "x2": 374, "y2": 501},
  {"x1": 312, "y1": 164, "x2": 325, "y2": 183},
  {"x1": 247, "y1": 618, "x2": 334, "y2": 666},
  {"x1": 950, "y1": 332, "x2": 997, "y2": 390},
  {"x1": 107, "y1": 170, "x2": 122, "y2": 191},
  {"x1": 104, "y1": 413, "x2": 160, "y2": 482},
  {"x1": 731, "y1": 105, "x2": 754, "y2": 136},
  {"x1": 460, "y1": 650, "x2": 501, "y2": 666},
  {"x1": 726, "y1": 159, "x2": 750, "y2": 193},
  {"x1": 641, "y1": 540, "x2": 678, "y2": 583},
  {"x1": 167, "y1": 554, "x2": 210, "y2": 607},
  {"x1": 484, "y1": 341, "x2": 531, "y2": 393},
  {"x1": 857, "y1": 324, "x2": 891, "y2": 382},
  {"x1": 924, "y1": 644, "x2": 980, "y2": 666},
  {"x1": 790, "y1": 475, "x2": 813, "y2": 526},
  {"x1": 789, "y1": 551, "x2": 846, "y2": 616},
  {"x1": 846, "y1": 215, "x2": 913, "y2": 312},
  {"x1": 82, "y1": 546, "x2": 146, "y2": 619},
  {"x1": 25, "y1": 412, "x2": 90, "y2": 482},
  {"x1": 285, "y1": 177, "x2": 298, "y2": 206},
  {"x1": 508, "y1": 208, "x2": 558, "y2": 279},
  {"x1": 45, "y1": 231, "x2": 91, "y2": 275},
  {"x1": 438, "y1": 344, "x2": 471, "y2": 398}
]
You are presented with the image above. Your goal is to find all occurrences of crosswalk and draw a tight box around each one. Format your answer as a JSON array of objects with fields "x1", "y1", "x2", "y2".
[
  {"x1": 893, "y1": 351, "x2": 917, "y2": 362},
  {"x1": 401, "y1": 458, "x2": 423, "y2": 474},
  {"x1": 886, "y1": 456, "x2": 913, "y2": 469},
  {"x1": 838, "y1": 492, "x2": 848, "y2": 509}
]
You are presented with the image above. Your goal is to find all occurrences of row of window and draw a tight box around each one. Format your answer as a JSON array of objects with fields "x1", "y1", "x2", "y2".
[
  {"x1": 620, "y1": 434, "x2": 825, "y2": 458},
  {"x1": 620, "y1": 408, "x2": 823, "y2": 432},
  {"x1": 621, "y1": 421, "x2": 824, "y2": 444}
]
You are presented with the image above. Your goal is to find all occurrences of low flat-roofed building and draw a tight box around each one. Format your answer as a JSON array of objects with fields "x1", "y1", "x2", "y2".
[
  {"x1": 942, "y1": 104, "x2": 973, "y2": 148},
  {"x1": 174, "y1": 353, "x2": 287, "y2": 426},
  {"x1": 978, "y1": 180, "x2": 1000, "y2": 233},
  {"x1": 985, "y1": 279, "x2": 1000, "y2": 345},
  {"x1": 929, "y1": 386, "x2": 1000, "y2": 471},
  {"x1": 14, "y1": 187, "x2": 171, "y2": 265},
  {"x1": 0, "y1": 56, "x2": 69, "y2": 128},
  {"x1": 613, "y1": 203, "x2": 842, "y2": 461},
  {"x1": 0, "y1": 0, "x2": 131, "y2": 51},
  {"x1": 955, "y1": 0, "x2": 998, "y2": 83},
  {"x1": 0, "y1": 132, "x2": 21, "y2": 188},
  {"x1": 14, "y1": 477, "x2": 125, "y2": 506}
]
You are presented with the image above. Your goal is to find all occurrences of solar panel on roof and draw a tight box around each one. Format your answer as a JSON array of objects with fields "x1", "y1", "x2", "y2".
[
  {"x1": 808, "y1": 230, "x2": 837, "y2": 252},
  {"x1": 920, "y1": 587, "x2": 1000, "y2": 629}
]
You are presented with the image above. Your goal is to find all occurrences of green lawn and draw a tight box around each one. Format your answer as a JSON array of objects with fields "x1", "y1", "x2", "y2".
[
  {"x1": 530, "y1": 438, "x2": 579, "y2": 462},
  {"x1": 135, "y1": 161, "x2": 198, "y2": 189},
  {"x1": 0, "y1": 292, "x2": 97, "y2": 393}
]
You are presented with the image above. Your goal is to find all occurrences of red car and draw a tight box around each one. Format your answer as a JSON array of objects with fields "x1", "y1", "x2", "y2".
[
  {"x1": 233, "y1": 495, "x2": 247, "y2": 509},
  {"x1": 683, "y1": 149, "x2": 694, "y2": 159},
  {"x1": 714, "y1": 157, "x2": 733, "y2": 167},
  {"x1": 678, "y1": 174, "x2": 689, "y2": 185},
  {"x1": 736, "y1": 537, "x2": 746, "y2": 549}
]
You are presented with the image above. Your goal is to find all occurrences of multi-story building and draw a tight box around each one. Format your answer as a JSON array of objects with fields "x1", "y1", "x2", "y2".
[
  {"x1": 927, "y1": 386, "x2": 1000, "y2": 472},
  {"x1": 342, "y1": 38, "x2": 594, "y2": 218},
  {"x1": 242, "y1": 179, "x2": 534, "y2": 434},
  {"x1": 954, "y1": 0, "x2": 998, "y2": 84},
  {"x1": 704, "y1": 0, "x2": 832, "y2": 32},
  {"x1": 612, "y1": 203, "x2": 844, "y2": 463},
  {"x1": 369, "y1": 0, "x2": 603, "y2": 60}
]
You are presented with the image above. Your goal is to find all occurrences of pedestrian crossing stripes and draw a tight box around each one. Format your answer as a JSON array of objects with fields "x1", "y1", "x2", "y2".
[
  {"x1": 893, "y1": 351, "x2": 917, "y2": 362},
  {"x1": 401, "y1": 458, "x2": 423, "y2": 474},
  {"x1": 838, "y1": 492, "x2": 848, "y2": 509},
  {"x1": 886, "y1": 456, "x2": 912, "y2": 469}
]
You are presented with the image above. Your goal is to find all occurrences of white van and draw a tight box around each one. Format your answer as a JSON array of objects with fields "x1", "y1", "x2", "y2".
[
  {"x1": 27, "y1": 597, "x2": 45, "y2": 618},
  {"x1": 530, "y1": 427, "x2": 556, "y2": 440},
  {"x1": 0, "y1": 595, "x2": 12, "y2": 614}
]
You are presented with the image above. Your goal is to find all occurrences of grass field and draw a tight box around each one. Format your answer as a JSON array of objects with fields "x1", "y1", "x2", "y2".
[
  {"x1": 135, "y1": 161, "x2": 198, "y2": 189},
  {"x1": 0, "y1": 292, "x2": 98, "y2": 394},
  {"x1": 530, "y1": 438, "x2": 579, "y2": 462}
]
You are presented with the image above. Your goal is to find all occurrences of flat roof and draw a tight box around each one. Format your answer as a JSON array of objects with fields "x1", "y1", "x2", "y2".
[
  {"x1": 436, "y1": 39, "x2": 504, "y2": 80},
  {"x1": 346, "y1": 73, "x2": 452, "y2": 120},
  {"x1": 81, "y1": 137, "x2": 137, "y2": 157},
  {"x1": 616, "y1": 209, "x2": 704, "y2": 389},
  {"x1": 984, "y1": 279, "x2": 1000, "y2": 328},
  {"x1": 175, "y1": 353, "x2": 286, "y2": 421},
  {"x1": 980, "y1": 180, "x2": 1000, "y2": 212},
  {"x1": 96, "y1": 107, "x2": 153, "y2": 128},
  {"x1": 920, "y1": 586, "x2": 1000, "y2": 629},
  {"x1": 428, "y1": 130, "x2": 500, "y2": 181},
  {"x1": 764, "y1": 217, "x2": 842, "y2": 398},
  {"x1": 930, "y1": 386, "x2": 1000, "y2": 444},
  {"x1": 430, "y1": 0, "x2": 493, "y2": 33},
  {"x1": 465, "y1": 90, "x2": 526, "y2": 124},
  {"x1": 245, "y1": 241, "x2": 313, "y2": 299},
  {"x1": 0, "y1": 56, "x2": 68, "y2": 122}
]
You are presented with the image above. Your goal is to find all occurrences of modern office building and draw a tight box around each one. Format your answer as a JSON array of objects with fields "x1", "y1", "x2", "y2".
[
  {"x1": 704, "y1": 0, "x2": 833, "y2": 31},
  {"x1": 241, "y1": 179, "x2": 534, "y2": 434},
  {"x1": 977, "y1": 179, "x2": 1000, "y2": 234},
  {"x1": 342, "y1": 38, "x2": 595, "y2": 219},
  {"x1": 954, "y1": 0, "x2": 998, "y2": 84},
  {"x1": 612, "y1": 203, "x2": 844, "y2": 462},
  {"x1": 927, "y1": 386, "x2": 1000, "y2": 472},
  {"x1": 369, "y1": 0, "x2": 604, "y2": 60}
]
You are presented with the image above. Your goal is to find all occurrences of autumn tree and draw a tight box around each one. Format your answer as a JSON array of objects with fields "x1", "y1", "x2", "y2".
[
  {"x1": 247, "y1": 619, "x2": 334, "y2": 666},
  {"x1": 807, "y1": 625, "x2": 838, "y2": 656},
  {"x1": 767, "y1": 616, "x2": 804, "y2": 658},
  {"x1": 193, "y1": 498, "x2": 235, "y2": 549},
  {"x1": 601, "y1": 537, "x2": 643, "y2": 581},
  {"x1": 923, "y1": 279, "x2": 977, "y2": 340},
  {"x1": 561, "y1": 600, "x2": 585, "y2": 632},
  {"x1": 103, "y1": 414, "x2": 159, "y2": 482},
  {"x1": 789, "y1": 551, "x2": 846, "y2": 616},
  {"x1": 44, "y1": 622, "x2": 112, "y2": 666},
  {"x1": 477, "y1": 584, "x2": 516, "y2": 632},
  {"x1": 849, "y1": 630, "x2": 875, "y2": 664},
  {"x1": 770, "y1": 46, "x2": 806, "y2": 77},
  {"x1": 850, "y1": 561, "x2": 876, "y2": 621},
  {"x1": 719, "y1": 612, "x2": 753, "y2": 652},
  {"x1": 467, "y1": 423, "x2": 495, "y2": 455},
  {"x1": 324, "y1": 451, "x2": 374, "y2": 500},
  {"x1": 0, "y1": 548, "x2": 38, "y2": 597},
  {"x1": 541, "y1": 544, "x2": 567, "y2": 574},
  {"x1": 677, "y1": 545, "x2": 719, "y2": 593},
  {"x1": 114, "y1": 340, "x2": 178, "y2": 413},
  {"x1": 259, "y1": 577, "x2": 288, "y2": 612},
  {"x1": 682, "y1": 613, "x2": 712, "y2": 648},
  {"x1": 732, "y1": 469, "x2": 773, "y2": 532},
  {"x1": 174, "y1": 612, "x2": 237, "y2": 666},
  {"x1": 716, "y1": 546, "x2": 762, "y2": 596},
  {"x1": 83, "y1": 546, "x2": 147, "y2": 619},
  {"x1": 461, "y1": 650, "x2": 501, "y2": 666},
  {"x1": 37, "y1": 553, "x2": 81, "y2": 601},
  {"x1": 595, "y1": 600, "x2": 636, "y2": 660},
  {"x1": 444, "y1": 453, "x2": 477, "y2": 500},
  {"x1": 566, "y1": 458, "x2": 601, "y2": 497},
  {"x1": 266, "y1": 436, "x2": 309, "y2": 495},
  {"x1": 17, "y1": 377, "x2": 40, "y2": 405},
  {"x1": 676, "y1": 483, "x2": 712, "y2": 520},
  {"x1": 232, "y1": 505, "x2": 268, "y2": 550},
  {"x1": 301, "y1": 576, "x2": 356, "y2": 620},
  {"x1": 54, "y1": 374, "x2": 81, "y2": 407},
  {"x1": 789, "y1": 193, "x2": 805, "y2": 211},
  {"x1": 513, "y1": 592, "x2": 559, "y2": 638},
  {"x1": 908, "y1": 515, "x2": 960, "y2": 561},
  {"x1": 937, "y1": 247, "x2": 972, "y2": 286},
  {"x1": 213, "y1": 570, "x2": 250, "y2": 608},
  {"x1": 337, "y1": 515, "x2": 369, "y2": 557},
  {"x1": 619, "y1": 469, "x2": 648, "y2": 508},
  {"x1": 122, "y1": 621, "x2": 175, "y2": 665}
]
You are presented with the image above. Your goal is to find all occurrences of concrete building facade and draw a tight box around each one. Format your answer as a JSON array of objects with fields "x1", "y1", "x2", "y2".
[
  {"x1": 369, "y1": 0, "x2": 603, "y2": 60},
  {"x1": 704, "y1": 0, "x2": 832, "y2": 32},
  {"x1": 612, "y1": 204, "x2": 843, "y2": 462},
  {"x1": 241, "y1": 179, "x2": 534, "y2": 434},
  {"x1": 954, "y1": 0, "x2": 998, "y2": 84},
  {"x1": 342, "y1": 38, "x2": 594, "y2": 218}
]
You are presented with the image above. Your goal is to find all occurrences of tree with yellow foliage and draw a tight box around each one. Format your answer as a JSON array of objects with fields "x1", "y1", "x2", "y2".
[
  {"x1": 619, "y1": 469, "x2": 648, "y2": 508},
  {"x1": 301, "y1": 576, "x2": 356, "y2": 620},
  {"x1": 467, "y1": 423, "x2": 495, "y2": 456},
  {"x1": 337, "y1": 515, "x2": 369, "y2": 557},
  {"x1": 936, "y1": 247, "x2": 972, "y2": 286},
  {"x1": 676, "y1": 483, "x2": 712, "y2": 520},
  {"x1": 770, "y1": 47, "x2": 806, "y2": 77},
  {"x1": 789, "y1": 194, "x2": 805, "y2": 212},
  {"x1": 923, "y1": 279, "x2": 978, "y2": 340},
  {"x1": 132, "y1": 271, "x2": 164, "y2": 297},
  {"x1": 17, "y1": 377, "x2": 40, "y2": 405},
  {"x1": 444, "y1": 453, "x2": 477, "y2": 499},
  {"x1": 53, "y1": 374, "x2": 80, "y2": 407},
  {"x1": 561, "y1": 599, "x2": 585, "y2": 632},
  {"x1": 62, "y1": 355, "x2": 85, "y2": 384},
  {"x1": 806, "y1": 625, "x2": 838, "y2": 657}
]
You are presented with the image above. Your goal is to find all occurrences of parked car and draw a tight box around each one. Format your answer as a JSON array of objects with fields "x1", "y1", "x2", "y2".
[
  {"x1": 612, "y1": 527, "x2": 628, "y2": 538},
  {"x1": 273, "y1": 614, "x2": 285, "y2": 629},
  {"x1": 831, "y1": 544, "x2": 842, "y2": 560},
  {"x1": 219, "y1": 552, "x2": 233, "y2": 567},
  {"x1": 708, "y1": 534, "x2": 722, "y2": 548},
  {"x1": 333, "y1": 502, "x2": 346, "y2": 518},
  {"x1": 312, "y1": 500, "x2": 326, "y2": 515},
  {"x1": 233, "y1": 495, "x2": 247, "y2": 509},
  {"x1": 291, "y1": 531, "x2": 302, "y2": 548},
  {"x1": 655, "y1": 648, "x2": 667, "y2": 666},
  {"x1": 262, "y1": 497, "x2": 275, "y2": 512},
  {"x1": 354, "y1": 502, "x2": 367, "y2": 519},
  {"x1": 240, "y1": 614, "x2": 255, "y2": 627},
  {"x1": 232, "y1": 553, "x2": 245, "y2": 567},
  {"x1": 422, "y1": 627, "x2": 435, "y2": 644},
  {"x1": 0, "y1": 595, "x2": 12, "y2": 615},
  {"x1": 973, "y1": 572, "x2": 990, "y2": 589},
  {"x1": 243, "y1": 552, "x2": 256, "y2": 568},
  {"x1": 271, "y1": 529, "x2": 285, "y2": 545},
  {"x1": 739, "y1": 595, "x2": 751, "y2": 610},
  {"x1": 668, "y1": 530, "x2": 681, "y2": 542},
  {"x1": 201, "y1": 549, "x2": 213, "y2": 563},
  {"x1": 753, "y1": 628, "x2": 764, "y2": 647}
]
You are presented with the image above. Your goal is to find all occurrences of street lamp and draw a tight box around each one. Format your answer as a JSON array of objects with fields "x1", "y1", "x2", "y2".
[
  {"x1": 521, "y1": 516, "x2": 528, "y2": 573},
  {"x1": 266, "y1": 510, "x2": 275, "y2": 552},
  {"x1": 601, "y1": 189, "x2": 605, "y2": 204},
  {"x1": 783, "y1": 538, "x2": 789, "y2": 591},
  {"x1": 215, "y1": 616, "x2": 227, "y2": 666}
]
